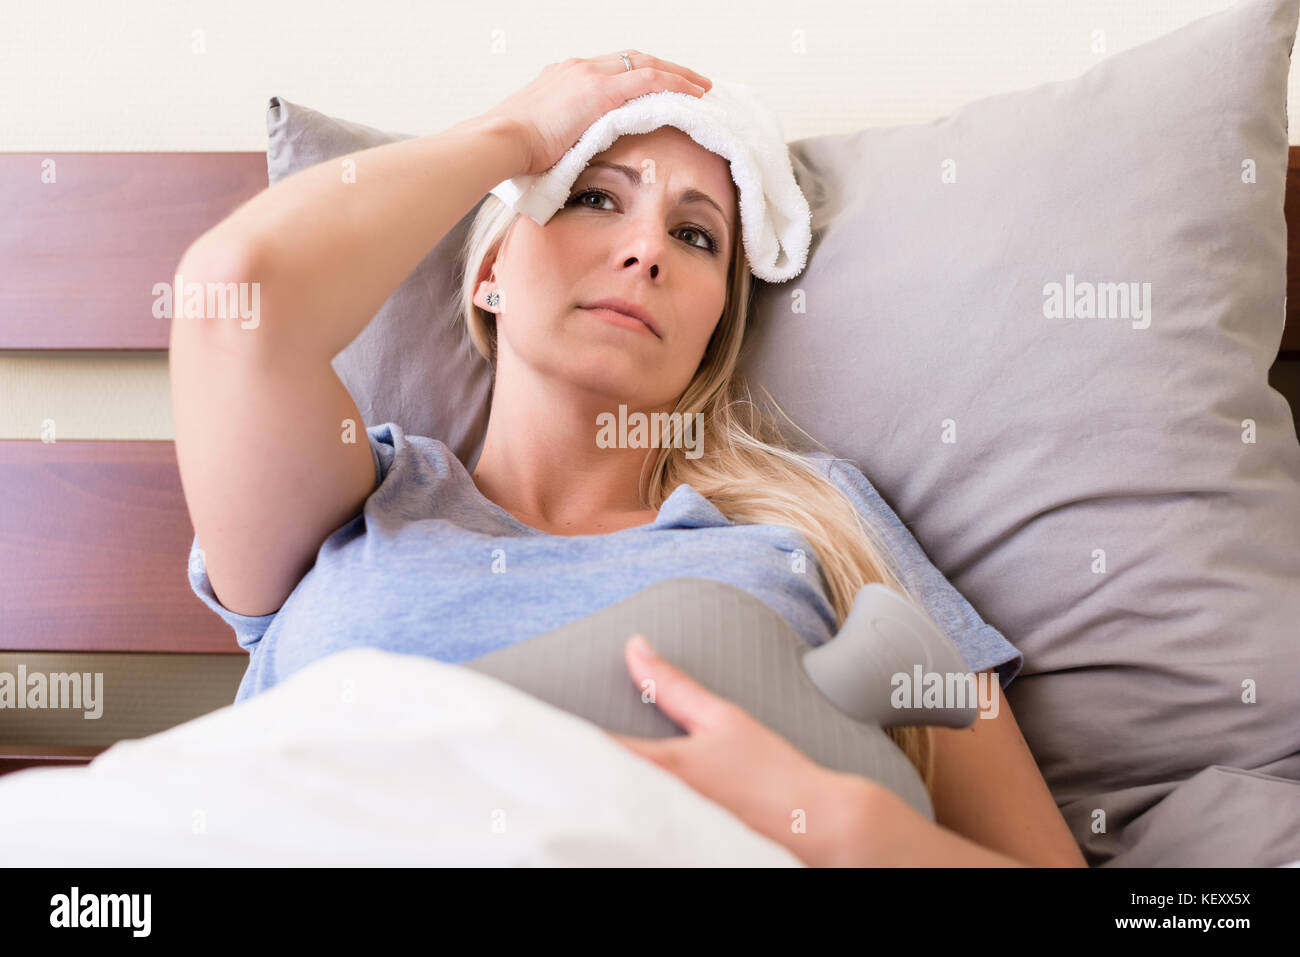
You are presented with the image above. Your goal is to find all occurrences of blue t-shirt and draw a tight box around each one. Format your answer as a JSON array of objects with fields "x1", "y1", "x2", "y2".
[{"x1": 188, "y1": 422, "x2": 1022, "y2": 703}]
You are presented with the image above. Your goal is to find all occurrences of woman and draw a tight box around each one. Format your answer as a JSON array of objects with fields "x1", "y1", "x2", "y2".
[{"x1": 171, "y1": 51, "x2": 1084, "y2": 867}]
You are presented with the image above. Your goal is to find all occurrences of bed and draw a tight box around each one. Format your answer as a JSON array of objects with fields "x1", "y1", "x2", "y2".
[{"x1": 1, "y1": 145, "x2": 1299, "y2": 866}]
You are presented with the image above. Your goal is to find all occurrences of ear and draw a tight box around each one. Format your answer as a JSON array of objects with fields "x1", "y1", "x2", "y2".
[
  {"x1": 472, "y1": 251, "x2": 501, "y2": 313},
  {"x1": 473, "y1": 277, "x2": 499, "y2": 313}
]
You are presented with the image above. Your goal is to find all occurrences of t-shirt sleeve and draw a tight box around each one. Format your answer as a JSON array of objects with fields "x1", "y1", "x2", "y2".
[
  {"x1": 185, "y1": 424, "x2": 398, "y2": 651},
  {"x1": 367, "y1": 421, "x2": 399, "y2": 486},
  {"x1": 186, "y1": 533, "x2": 277, "y2": 651},
  {"x1": 817, "y1": 455, "x2": 1023, "y2": 689}
]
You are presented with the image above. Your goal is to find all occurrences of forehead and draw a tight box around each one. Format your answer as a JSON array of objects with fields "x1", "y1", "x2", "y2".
[{"x1": 592, "y1": 127, "x2": 736, "y2": 201}]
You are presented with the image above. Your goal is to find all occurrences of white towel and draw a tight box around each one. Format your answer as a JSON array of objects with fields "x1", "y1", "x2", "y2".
[{"x1": 489, "y1": 79, "x2": 812, "y2": 284}]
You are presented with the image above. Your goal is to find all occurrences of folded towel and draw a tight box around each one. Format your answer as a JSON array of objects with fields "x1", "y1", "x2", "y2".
[{"x1": 489, "y1": 79, "x2": 812, "y2": 283}]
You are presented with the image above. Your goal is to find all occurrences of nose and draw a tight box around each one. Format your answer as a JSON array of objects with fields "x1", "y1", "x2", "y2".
[
  {"x1": 614, "y1": 214, "x2": 666, "y2": 279},
  {"x1": 622, "y1": 255, "x2": 659, "y2": 279}
]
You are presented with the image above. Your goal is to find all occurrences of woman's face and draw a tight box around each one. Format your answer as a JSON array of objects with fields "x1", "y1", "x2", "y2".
[{"x1": 476, "y1": 126, "x2": 739, "y2": 409}]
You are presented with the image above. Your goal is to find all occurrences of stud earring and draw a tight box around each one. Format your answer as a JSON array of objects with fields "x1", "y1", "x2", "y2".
[{"x1": 486, "y1": 291, "x2": 500, "y2": 308}]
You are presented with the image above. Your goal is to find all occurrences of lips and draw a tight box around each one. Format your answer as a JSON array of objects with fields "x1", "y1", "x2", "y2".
[{"x1": 579, "y1": 298, "x2": 661, "y2": 338}]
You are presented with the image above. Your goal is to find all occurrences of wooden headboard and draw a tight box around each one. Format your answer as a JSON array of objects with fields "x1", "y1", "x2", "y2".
[{"x1": 3, "y1": 149, "x2": 1299, "y2": 774}]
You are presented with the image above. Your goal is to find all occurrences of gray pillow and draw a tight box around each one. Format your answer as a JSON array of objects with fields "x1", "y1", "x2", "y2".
[
  {"x1": 265, "y1": 0, "x2": 1300, "y2": 866},
  {"x1": 739, "y1": 0, "x2": 1300, "y2": 866},
  {"x1": 266, "y1": 97, "x2": 494, "y2": 469}
]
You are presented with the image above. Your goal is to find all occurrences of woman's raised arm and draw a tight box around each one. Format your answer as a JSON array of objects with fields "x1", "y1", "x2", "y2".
[{"x1": 178, "y1": 114, "x2": 526, "y2": 363}]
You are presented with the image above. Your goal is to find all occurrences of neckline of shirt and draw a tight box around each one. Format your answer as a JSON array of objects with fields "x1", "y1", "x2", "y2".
[{"x1": 447, "y1": 452, "x2": 731, "y2": 538}]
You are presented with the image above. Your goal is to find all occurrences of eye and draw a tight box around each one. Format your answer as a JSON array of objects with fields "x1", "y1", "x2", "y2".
[
  {"x1": 565, "y1": 188, "x2": 720, "y2": 255},
  {"x1": 568, "y1": 188, "x2": 615, "y2": 212}
]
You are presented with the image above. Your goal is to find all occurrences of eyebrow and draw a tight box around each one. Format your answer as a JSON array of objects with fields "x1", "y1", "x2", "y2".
[{"x1": 582, "y1": 161, "x2": 730, "y2": 239}]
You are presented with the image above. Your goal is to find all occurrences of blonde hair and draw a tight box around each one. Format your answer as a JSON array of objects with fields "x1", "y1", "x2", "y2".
[{"x1": 456, "y1": 191, "x2": 936, "y2": 794}]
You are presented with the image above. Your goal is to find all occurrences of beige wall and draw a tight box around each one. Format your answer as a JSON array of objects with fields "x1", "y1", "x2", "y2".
[{"x1": 1, "y1": 0, "x2": 1287, "y2": 439}]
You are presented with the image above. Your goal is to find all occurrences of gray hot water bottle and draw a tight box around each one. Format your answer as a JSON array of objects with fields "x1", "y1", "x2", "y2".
[{"x1": 461, "y1": 577, "x2": 979, "y2": 820}]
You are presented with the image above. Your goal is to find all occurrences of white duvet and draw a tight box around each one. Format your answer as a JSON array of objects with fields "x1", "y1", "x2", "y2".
[{"x1": 0, "y1": 648, "x2": 801, "y2": 867}]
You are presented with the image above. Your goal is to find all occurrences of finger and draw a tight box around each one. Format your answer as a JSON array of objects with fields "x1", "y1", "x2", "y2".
[
  {"x1": 629, "y1": 52, "x2": 713, "y2": 91},
  {"x1": 623, "y1": 633, "x2": 734, "y2": 734},
  {"x1": 601, "y1": 51, "x2": 711, "y2": 91},
  {"x1": 616, "y1": 68, "x2": 707, "y2": 99}
]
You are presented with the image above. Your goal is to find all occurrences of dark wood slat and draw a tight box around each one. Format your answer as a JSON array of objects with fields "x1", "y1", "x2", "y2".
[
  {"x1": 0, "y1": 152, "x2": 266, "y2": 349},
  {"x1": 0, "y1": 439, "x2": 242, "y2": 653},
  {"x1": 0, "y1": 746, "x2": 103, "y2": 777}
]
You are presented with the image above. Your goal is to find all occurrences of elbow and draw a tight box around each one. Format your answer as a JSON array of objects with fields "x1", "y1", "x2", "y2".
[
  {"x1": 170, "y1": 236, "x2": 267, "y2": 338},
  {"x1": 176, "y1": 232, "x2": 264, "y2": 286}
]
